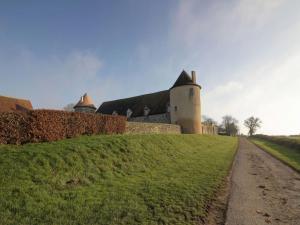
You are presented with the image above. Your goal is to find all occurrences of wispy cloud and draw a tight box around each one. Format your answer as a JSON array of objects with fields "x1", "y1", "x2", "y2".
[
  {"x1": 171, "y1": 0, "x2": 300, "y2": 135},
  {"x1": 172, "y1": 0, "x2": 284, "y2": 47},
  {"x1": 0, "y1": 49, "x2": 120, "y2": 109},
  {"x1": 0, "y1": 0, "x2": 299, "y2": 135},
  {"x1": 203, "y1": 51, "x2": 300, "y2": 135}
]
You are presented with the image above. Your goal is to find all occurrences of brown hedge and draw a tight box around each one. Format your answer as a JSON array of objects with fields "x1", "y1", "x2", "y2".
[{"x1": 0, "y1": 110, "x2": 126, "y2": 144}]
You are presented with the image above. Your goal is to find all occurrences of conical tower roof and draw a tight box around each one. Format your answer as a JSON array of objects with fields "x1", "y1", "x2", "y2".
[
  {"x1": 74, "y1": 93, "x2": 96, "y2": 109},
  {"x1": 170, "y1": 70, "x2": 201, "y2": 89}
]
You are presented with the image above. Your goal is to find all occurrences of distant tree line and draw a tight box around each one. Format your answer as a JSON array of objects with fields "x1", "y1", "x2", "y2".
[
  {"x1": 202, "y1": 115, "x2": 262, "y2": 136},
  {"x1": 63, "y1": 103, "x2": 75, "y2": 112},
  {"x1": 202, "y1": 115, "x2": 239, "y2": 136}
]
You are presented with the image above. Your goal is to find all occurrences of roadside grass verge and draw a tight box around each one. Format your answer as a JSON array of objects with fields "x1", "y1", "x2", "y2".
[
  {"x1": 0, "y1": 134, "x2": 237, "y2": 225},
  {"x1": 253, "y1": 134, "x2": 300, "y2": 150},
  {"x1": 251, "y1": 138, "x2": 300, "y2": 172}
]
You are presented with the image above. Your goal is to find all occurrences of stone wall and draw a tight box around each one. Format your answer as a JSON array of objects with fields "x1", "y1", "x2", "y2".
[
  {"x1": 125, "y1": 122, "x2": 181, "y2": 134},
  {"x1": 201, "y1": 124, "x2": 218, "y2": 135},
  {"x1": 128, "y1": 113, "x2": 171, "y2": 124}
]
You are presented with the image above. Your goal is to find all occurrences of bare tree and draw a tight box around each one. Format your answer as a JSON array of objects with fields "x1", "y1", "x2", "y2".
[
  {"x1": 244, "y1": 116, "x2": 262, "y2": 136},
  {"x1": 202, "y1": 115, "x2": 217, "y2": 126},
  {"x1": 221, "y1": 115, "x2": 239, "y2": 136},
  {"x1": 63, "y1": 103, "x2": 75, "y2": 112}
]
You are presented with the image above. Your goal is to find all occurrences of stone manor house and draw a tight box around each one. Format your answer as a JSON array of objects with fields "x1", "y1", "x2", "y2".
[{"x1": 74, "y1": 70, "x2": 218, "y2": 134}]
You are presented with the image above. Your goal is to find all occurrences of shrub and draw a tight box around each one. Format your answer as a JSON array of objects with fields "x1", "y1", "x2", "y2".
[
  {"x1": 0, "y1": 110, "x2": 126, "y2": 144},
  {"x1": 0, "y1": 112, "x2": 29, "y2": 144}
]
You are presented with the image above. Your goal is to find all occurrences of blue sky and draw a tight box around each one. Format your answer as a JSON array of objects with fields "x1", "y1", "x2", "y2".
[{"x1": 0, "y1": 0, "x2": 300, "y2": 135}]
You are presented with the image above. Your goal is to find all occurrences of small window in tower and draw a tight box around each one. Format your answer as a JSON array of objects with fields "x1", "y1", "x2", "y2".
[
  {"x1": 189, "y1": 88, "x2": 194, "y2": 98},
  {"x1": 174, "y1": 106, "x2": 178, "y2": 112}
]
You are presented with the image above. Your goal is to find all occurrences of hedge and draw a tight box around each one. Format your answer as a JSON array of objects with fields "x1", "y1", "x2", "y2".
[
  {"x1": 0, "y1": 110, "x2": 126, "y2": 145},
  {"x1": 253, "y1": 134, "x2": 300, "y2": 151}
]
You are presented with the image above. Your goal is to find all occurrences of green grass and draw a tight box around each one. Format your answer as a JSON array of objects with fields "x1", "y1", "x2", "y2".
[
  {"x1": 251, "y1": 138, "x2": 300, "y2": 172},
  {"x1": 288, "y1": 136, "x2": 300, "y2": 140},
  {"x1": 0, "y1": 134, "x2": 237, "y2": 225}
]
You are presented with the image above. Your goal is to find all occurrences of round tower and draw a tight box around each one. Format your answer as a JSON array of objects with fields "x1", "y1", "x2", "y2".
[
  {"x1": 170, "y1": 70, "x2": 202, "y2": 134},
  {"x1": 73, "y1": 93, "x2": 96, "y2": 113}
]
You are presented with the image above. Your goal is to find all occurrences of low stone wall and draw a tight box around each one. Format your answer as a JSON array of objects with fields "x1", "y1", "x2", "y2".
[
  {"x1": 128, "y1": 113, "x2": 171, "y2": 124},
  {"x1": 201, "y1": 124, "x2": 218, "y2": 135},
  {"x1": 125, "y1": 122, "x2": 181, "y2": 134}
]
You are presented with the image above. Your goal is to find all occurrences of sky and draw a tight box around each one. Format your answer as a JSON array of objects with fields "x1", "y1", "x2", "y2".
[{"x1": 0, "y1": 0, "x2": 299, "y2": 135}]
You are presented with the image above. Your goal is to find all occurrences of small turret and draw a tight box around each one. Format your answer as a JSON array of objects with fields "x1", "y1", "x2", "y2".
[
  {"x1": 74, "y1": 93, "x2": 96, "y2": 113},
  {"x1": 169, "y1": 70, "x2": 202, "y2": 134}
]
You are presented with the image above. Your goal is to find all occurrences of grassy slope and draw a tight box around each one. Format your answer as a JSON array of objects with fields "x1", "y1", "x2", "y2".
[
  {"x1": 0, "y1": 134, "x2": 237, "y2": 225},
  {"x1": 251, "y1": 138, "x2": 300, "y2": 171}
]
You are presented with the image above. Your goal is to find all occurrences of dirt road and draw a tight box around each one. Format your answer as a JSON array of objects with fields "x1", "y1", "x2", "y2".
[{"x1": 225, "y1": 138, "x2": 300, "y2": 225}]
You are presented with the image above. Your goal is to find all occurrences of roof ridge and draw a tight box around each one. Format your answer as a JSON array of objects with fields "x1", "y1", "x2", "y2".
[
  {"x1": 101, "y1": 90, "x2": 169, "y2": 104},
  {"x1": 0, "y1": 95, "x2": 31, "y2": 102}
]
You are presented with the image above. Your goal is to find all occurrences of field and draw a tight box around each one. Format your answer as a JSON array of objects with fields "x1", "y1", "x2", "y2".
[
  {"x1": 251, "y1": 136, "x2": 300, "y2": 172},
  {"x1": 0, "y1": 134, "x2": 237, "y2": 225},
  {"x1": 289, "y1": 136, "x2": 300, "y2": 140}
]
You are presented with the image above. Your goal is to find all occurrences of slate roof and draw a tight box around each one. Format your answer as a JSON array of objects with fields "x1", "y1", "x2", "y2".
[
  {"x1": 74, "y1": 93, "x2": 96, "y2": 109},
  {"x1": 97, "y1": 70, "x2": 201, "y2": 117},
  {"x1": 0, "y1": 95, "x2": 33, "y2": 112},
  {"x1": 171, "y1": 70, "x2": 201, "y2": 89},
  {"x1": 97, "y1": 90, "x2": 170, "y2": 117}
]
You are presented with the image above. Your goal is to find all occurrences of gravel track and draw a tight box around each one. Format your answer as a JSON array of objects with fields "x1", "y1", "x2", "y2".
[{"x1": 225, "y1": 138, "x2": 300, "y2": 225}]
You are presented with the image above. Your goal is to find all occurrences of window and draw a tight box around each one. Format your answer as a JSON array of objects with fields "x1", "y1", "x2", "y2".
[
  {"x1": 174, "y1": 106, "x2": 178, "y2": 112},
  {"x1": 189, "y1": 88, "x2": 194, "y2": 98},
  {"x1": 127, "y1": 108, "x2": 133, "y2": 118}
]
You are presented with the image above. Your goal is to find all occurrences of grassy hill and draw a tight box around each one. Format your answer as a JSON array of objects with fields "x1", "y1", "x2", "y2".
[{"x1": 0, "y1": 134, "x2": 237, "y2": 225}]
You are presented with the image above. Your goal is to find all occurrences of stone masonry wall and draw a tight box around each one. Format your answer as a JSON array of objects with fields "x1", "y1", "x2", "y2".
[
  {"x1": 128, "y1": 113, "x2": 171, "y2": 124},
  {"x1": 201, "y1": 124, "x2": 218, "y2": 135},
  {"x1": 125, "y1": 122, "x2": 181, "y2": 134}
]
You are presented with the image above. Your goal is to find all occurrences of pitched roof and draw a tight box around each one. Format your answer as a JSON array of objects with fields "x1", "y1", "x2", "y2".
[
  {"x1": 74, "y1": 93, "x2": 96, "y2": 109},
  {"x1": 171, "y1": 70, "x2": 201, "y2": 89},
  {"x1": 97, "y1": 90, "x2": 170, "y2": 117},
  {"x1": 0, "y1": 95, "x2": 33, "y2": 112}
]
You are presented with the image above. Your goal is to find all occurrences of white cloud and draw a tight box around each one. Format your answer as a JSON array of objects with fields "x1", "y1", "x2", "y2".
[
  {"x1": 205, "y1": 81, "x2": 244, "y2": 97},
  {"x1": 172, "y1": 0, "x2": 284, "y2": 46},
  {"x1": 63, "y1": 51, "x2": 102, "y2": 80},
  {"x1": 203, "y1": 52, "x2": 300, "y2": 135},
  {"x1": 170, "y1": 0, "x2": 300, "y2": 135},
  {"x1": 232, "y1": 0, "x2": 283, "y2": 27}
]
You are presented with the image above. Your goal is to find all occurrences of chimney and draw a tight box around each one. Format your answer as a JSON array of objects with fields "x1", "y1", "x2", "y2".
[
  {"x1": 191, "y1": 71, "x2": 196, "y2": 83},
  {"x1": 81, "y1": 96, "x2": 84, "y2": 102}
]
